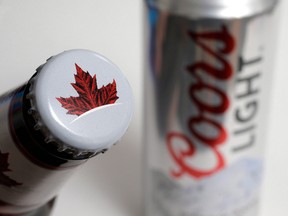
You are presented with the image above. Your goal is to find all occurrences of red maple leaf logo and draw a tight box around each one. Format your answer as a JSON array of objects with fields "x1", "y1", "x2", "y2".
[
  {"x1": 0, "y1": 151, "x2": 22, "y2": 187},
  {"x1": 57, "y1": 64, "x2": 119, "y2": 116}
]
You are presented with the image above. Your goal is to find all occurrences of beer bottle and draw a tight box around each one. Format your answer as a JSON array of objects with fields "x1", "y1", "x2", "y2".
[{"x1": 0, "y1": 49, "x2": 133, "y2": 216}]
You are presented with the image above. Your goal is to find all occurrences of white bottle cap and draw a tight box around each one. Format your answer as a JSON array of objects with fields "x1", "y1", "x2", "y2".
[{"x1": 28, "y1": 49, "x2": 133, "y2": 158}]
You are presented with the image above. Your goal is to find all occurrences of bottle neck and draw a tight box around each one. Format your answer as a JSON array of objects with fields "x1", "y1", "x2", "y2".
[{"x1": 9, "y1": 85, "x2": 86, "y2": 169}]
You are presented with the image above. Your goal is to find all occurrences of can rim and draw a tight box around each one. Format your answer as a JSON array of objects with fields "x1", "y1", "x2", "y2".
[{"x1": 147, "y1": 0, "x2": 278, "y2": 19}]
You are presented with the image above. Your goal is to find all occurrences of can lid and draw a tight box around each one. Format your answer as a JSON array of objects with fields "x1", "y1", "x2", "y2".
[
  {"x1": 149, "y1": 0, "x2": 278, "y2": 19},
  {"x1": 27, "y1": 49, "x2": 133, "y2": 158}
]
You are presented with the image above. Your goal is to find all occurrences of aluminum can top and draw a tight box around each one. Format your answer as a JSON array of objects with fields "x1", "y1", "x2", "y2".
[{"x1": 147, "y1": 0, "x2": 278, "y2": 19}]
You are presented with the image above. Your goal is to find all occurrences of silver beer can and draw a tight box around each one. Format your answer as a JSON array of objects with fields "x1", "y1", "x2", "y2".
[{"x1": 144, "y1": 0, "x2": 278, "y2": 216}]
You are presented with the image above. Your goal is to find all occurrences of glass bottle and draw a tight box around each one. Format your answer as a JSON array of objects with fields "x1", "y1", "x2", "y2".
[{"x1": 0, "y1": 49, "x2": 133, "y2": 216}]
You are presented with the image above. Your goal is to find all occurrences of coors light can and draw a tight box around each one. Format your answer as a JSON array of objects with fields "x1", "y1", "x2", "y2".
[{"x1": 144, "y1": 0, "x2": 278, "y2": 216}]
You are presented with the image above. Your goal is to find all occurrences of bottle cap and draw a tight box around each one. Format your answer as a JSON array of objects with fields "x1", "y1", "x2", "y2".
[{"x1": 27, "y1": 49, "x2": 133, "y2": 158}]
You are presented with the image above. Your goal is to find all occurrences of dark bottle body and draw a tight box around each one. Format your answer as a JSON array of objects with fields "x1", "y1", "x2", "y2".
[
  {"x1": 0, "y1": 86, "x2": 85, "y2": 215},
  {"x1": 0, "y1": 49, "x2": 133, "y2": 216}
]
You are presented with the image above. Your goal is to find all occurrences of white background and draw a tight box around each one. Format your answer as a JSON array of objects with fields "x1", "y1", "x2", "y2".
[{"x1": 0, "y1": 0, "x2": 286, "y2": 215}]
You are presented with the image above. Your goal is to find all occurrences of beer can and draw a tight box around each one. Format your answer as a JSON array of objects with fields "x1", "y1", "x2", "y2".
[{"x1": 144, "y1": 0, "x2": 278, "y2": 216}]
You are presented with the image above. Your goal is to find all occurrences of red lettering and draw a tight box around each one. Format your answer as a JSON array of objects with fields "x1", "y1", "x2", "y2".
[
  {"x1": 187, "y1": 26, "x2": 235, "y2": 80},
  {"x1": 188, "y1": 116, "x2": 227, "y2": 147},
  {"x1": 188, "y1": 80, "x2": 230, "y2": 114},
  {"x1": 167, "y1": 132, "x2": 225, "y2": 179},
  {"x1": 167, "y1": 25, "x2": 235, "y2": 179}
]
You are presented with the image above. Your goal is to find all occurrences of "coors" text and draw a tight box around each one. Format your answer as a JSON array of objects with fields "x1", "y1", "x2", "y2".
[{"x1": 167, "y1": 26, "x2": 235, "y2": 179}]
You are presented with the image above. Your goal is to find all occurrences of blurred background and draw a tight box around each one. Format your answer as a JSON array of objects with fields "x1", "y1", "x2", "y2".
[{"x1": 0, "y1": 0, "x2": 287, "y2": 215}]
